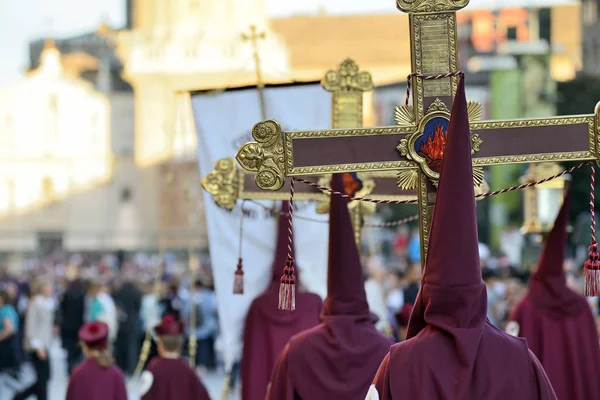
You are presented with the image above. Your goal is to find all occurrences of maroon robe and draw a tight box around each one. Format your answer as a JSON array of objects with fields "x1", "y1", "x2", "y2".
[
  {"x1": 241, "y1": 201, "x2": 323, "y2": 400},
  {"x1": 370, "y1": 78, "x2": 556, "y2": 400},
  {"x1": 140, "y1": 357, "x2": 210, "y2": 400},
  {"x1": 509, "y1": 189, "x2": 600, "y2": 400},
  {"x1": 267, "y1": 174, "x2": 393, "y2": 400},
  {"x1": 66, "y1": 358, "x2": 127, "y2": 400}
]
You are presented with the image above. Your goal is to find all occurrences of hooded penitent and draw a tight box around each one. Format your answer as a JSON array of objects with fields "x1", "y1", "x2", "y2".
[
  {"x1": 266, "y1": 174, "x2": 393, "y2": 400},
  {"x1": 369, "y1": 77, "x2": 557, "y2": 400},
  {"x1": 509, "y1": 188, "x2": 600, "y2": 400},
  {"x1": 241, "y1": 201, "x2": 322, "y2": 400}
]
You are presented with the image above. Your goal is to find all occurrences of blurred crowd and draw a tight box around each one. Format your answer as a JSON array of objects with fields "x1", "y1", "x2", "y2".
[
  {"x1": 2, "y1": 222, "x2": 600, "y2": 398},
  {"x1": 364, "y1": 225, "x2": 600, "y2": 342},
  {"x1": 0, "y1": 252, "x2": 219, "y2": 398}
]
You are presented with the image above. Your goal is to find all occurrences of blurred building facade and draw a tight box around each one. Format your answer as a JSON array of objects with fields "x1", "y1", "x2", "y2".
[
  {"x1": 116, "y1": 0, "x2": 290, "y2": 167},
  {"x1": 0, "y1": 42, "x2": 115, "y2": 252},
  {"x1": 0, "y1": 36, "x2": 206, "y2": 255}
]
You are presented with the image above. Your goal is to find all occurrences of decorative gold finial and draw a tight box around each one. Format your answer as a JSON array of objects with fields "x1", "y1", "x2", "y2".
[
  {"x1": 236, "y1": 120, "x2": 286, "y2": 191},
  {"x1": 322, "y1": 59, "x2": 373, "y2": 93},
  {"x1": 396, "y1": 0, "x2": 470, "y2": 13},
  {"x1": 322, "y1": 59, "x2": 374, "y2": 130},
  {"x1": 201, "y1": 158, "x2": 240, "y2": 210}
]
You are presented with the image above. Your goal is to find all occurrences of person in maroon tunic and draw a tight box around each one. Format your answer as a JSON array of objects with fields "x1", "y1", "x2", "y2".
[
  {"x1": 266, "y1": 173, "x2": 394, "y2": 400},
  {"x1": 241, "y1": 201, "x2": 323, "y2": 400},
  {"x1": 368, "y1": 77, "x2": 557, "y2": 400},
  {"x1": 140, "y1": 315, "x2": 210, "y2": 400},
  {"x1": 65, "y1": 322, "x2": 128, "y2": 400},
  {"x1": 508, "y1": 188, "x2": 600, "y2": 400}
]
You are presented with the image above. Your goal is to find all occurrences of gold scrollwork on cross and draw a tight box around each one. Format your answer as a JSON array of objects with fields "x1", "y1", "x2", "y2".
[
  {"x1": 201, "y1": 157, "x2": 240, "y2": 210},
  {"x1": 236, "y1": 120, "x2": 286, "y2": 191},
  {"x1": 396, "y1": 0, "x2": 469, "y2": 14},
  {"x1": 321, "y1": 58, "x2": 374, "y2": 93}
]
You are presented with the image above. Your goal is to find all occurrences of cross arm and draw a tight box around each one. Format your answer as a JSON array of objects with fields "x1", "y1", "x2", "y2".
[
  {"x1": 471, "y1": 113, "x2": 599, "y2": 166},
  {"x1": 235, "y1": 120, "x2": 417, "y2": 191},
  {"x1": 237, "y1": 108, "x2": 600, "y2": 192},
  {"x1": 202, "y1": 158, "x2": 415, "y2": 209}
]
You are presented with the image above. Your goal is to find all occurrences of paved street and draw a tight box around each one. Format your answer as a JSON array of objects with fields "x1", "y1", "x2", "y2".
[{"x1": 0, "y1": 342, "x2": 237, "y2": 400}]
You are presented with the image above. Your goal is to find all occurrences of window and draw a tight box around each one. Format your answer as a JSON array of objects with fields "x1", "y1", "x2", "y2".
[
  {"x1": 42, "y1": 176, "x2": 54, "y2": 201},
  {"x1": 506, "y1": 26, "x2": 518, "y2": 40},
  {"x1": 120, "y1": 187, "x2": 132, "y2": 203},
  {"x1": 37, "y1": 231, "x2": 63, "y2": 256},
  {"x1": 584, "y1": 0, "x2": 598, "y2": 25},
  {"x1": 538, "y1": 8, "x2": 551, "y2": 43}
]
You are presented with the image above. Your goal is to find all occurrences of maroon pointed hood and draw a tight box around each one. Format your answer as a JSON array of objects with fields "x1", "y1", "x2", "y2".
[
  {"x1": 406, "y1": 77, "x2": 487, "y2": 343},
  {"x1": 323, "y1": 174, "x2": 370, "y2": 316},
  {"x1": 535, "y1": 188, "x2": 571, "y2": 280},
  {"x1": 271, "y1": 201, "x2": 295, "y2": 285},
  {"x1": 529, "y1": 187, "x2": 585, "y2": 316},
  {"x1": 510, "y1": 186, "x2": 600, "y2": 399}
]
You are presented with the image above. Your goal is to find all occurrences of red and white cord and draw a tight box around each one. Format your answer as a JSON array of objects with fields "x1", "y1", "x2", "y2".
[
  {"x1": 405, "y1": 71, "x2": 465, "y2": 106},
  {"x1": 590, "y1": 164, "x2": 596, "y2": 245},
  {"x1": 287, "y1": 179, "x2": 295, "y2": 259}
]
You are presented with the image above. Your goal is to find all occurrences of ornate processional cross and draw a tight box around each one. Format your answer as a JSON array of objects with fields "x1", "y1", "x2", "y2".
[
  {"x1": 201, "y1": 59, "x2": 415, "y2": 248},
  {"x1": 235, "y1": 0, "x2": 600, "y2": 263}
]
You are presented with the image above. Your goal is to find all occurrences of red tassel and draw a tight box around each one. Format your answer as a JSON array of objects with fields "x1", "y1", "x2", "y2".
[
  {"x1": 278, "y1": 256, "x2": 296, "y2": 311},
  {"x1": 234, "y1": 201, "x2": 246, "y2": 295},
  {"x1": 278, "y1": 180, "x2": 296, "y2": 311},
  {"x1": 233, "y1": 258, "x2": 244, "y2": 294},
  {"x1": 584, "y1": 242, "x2": 600, "y2": 296},
  {"x1": 584, "y1": 164, "x2": 599, "y2": 296}
]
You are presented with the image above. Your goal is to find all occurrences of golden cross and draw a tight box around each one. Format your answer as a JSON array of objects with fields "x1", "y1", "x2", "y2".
[
  {"x1": 201, "y1": 59, "x2": 415, "y2": 249},
  {"x1": 241, "y1": 25, "x2": 267, "y2": 120},
  {"x1": 236, "y1": 0, "x2": 600, "y2": 264}
]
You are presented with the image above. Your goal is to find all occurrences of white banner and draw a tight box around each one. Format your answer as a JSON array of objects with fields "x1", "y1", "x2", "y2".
[{"x1": 192, "y1": 83, "x2": 330, "y2": 370}]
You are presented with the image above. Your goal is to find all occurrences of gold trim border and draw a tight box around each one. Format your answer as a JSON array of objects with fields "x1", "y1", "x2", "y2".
[
  {"x1": 472, "y1": 152, "x2": 595, "y2": 166},
  {"x1": 203, "y1": 164, "x2": 417, "y2": 208},
  {"x1": 287, "y1": 126, "x2": 416, "y2": 139},
  {"x1": 286, "y1": 151, "x2": 596, "y2": 176},
  {"x1": 417, "y1": 171, "x2": 429, "y2": 263},
  {"x1": 470, "y1": 115, "x2": 593, "y2": 130},
  {"x1": 290, "y1": 162, "x2": 415, "y2": 175}
]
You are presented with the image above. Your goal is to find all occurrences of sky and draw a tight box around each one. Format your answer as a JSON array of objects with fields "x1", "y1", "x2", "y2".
[{"x1": 0, "y1": 0, "x2": 576, "y2": 86}]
